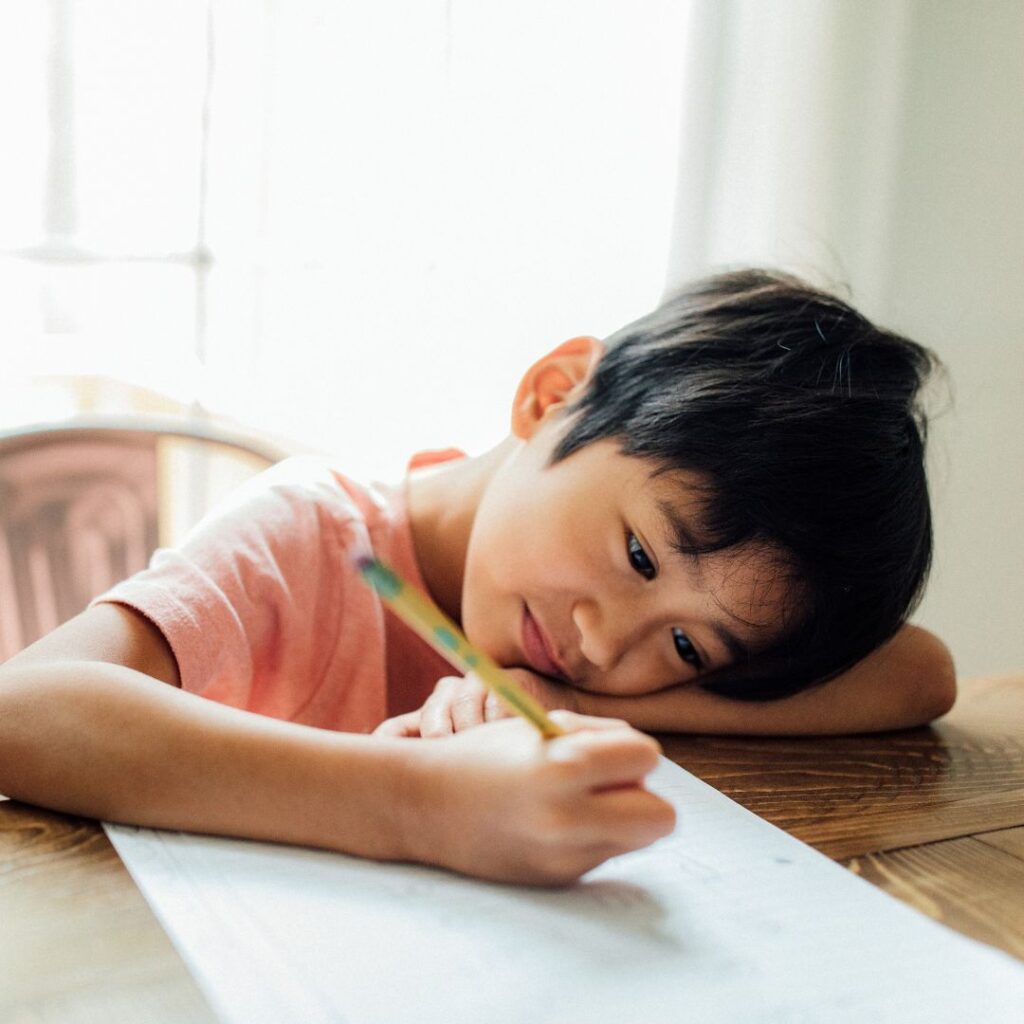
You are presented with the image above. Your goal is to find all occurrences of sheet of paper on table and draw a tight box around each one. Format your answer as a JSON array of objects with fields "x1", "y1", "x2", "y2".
[{"x1": 104, "y1": 757, "x2": 1024, "y2": 1024}]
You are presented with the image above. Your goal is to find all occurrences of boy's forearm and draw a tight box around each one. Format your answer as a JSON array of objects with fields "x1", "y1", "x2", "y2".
[
  {"x1": 574, "y1": 625, "x2": 957, "y2": 736},
  {"x1": 0, "y1": 662, "x2": 415, "y2": 861}
]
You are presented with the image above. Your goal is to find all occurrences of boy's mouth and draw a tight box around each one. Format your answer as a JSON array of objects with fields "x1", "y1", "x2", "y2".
[{"x1": 520, "y1": 604, "x2": 570, "y2": 682}]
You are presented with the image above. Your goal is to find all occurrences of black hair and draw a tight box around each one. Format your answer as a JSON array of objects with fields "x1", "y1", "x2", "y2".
[{"x1": 552, "y1": 268, "x2": 937, "y2": 700}]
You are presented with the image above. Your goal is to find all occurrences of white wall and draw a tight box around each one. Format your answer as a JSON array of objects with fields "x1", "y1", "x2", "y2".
[
  {"x1": 881, "y1": 1, "x2": 1024, "y2": 680},
  {"x1": 667, "y1": 0, "x2": 1024, "y2": 679}
]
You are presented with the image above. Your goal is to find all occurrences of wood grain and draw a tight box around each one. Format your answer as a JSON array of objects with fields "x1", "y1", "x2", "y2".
[
  {"x1": 659, "y1": 675, "x2": 1024, "y2": 859},
  {"x1": 841, "y1": 829, "x2": 1024, "y2": 960},
  {"x1": 977, "y1": 825, "x2": 1024, "y2": 861},
  {"x1": 0, "y1": 799, "x2": 216, "y2": 1024}
]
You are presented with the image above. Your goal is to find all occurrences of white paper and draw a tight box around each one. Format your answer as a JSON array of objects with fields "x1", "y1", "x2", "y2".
[{"x1": 104, "y1": 757, "x2": 1024, "y2": 1023}]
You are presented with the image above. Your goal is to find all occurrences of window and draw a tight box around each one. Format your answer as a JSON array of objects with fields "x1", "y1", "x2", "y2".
[{"x1": 1, "y1": 1, "x2": 690, "y2": 481}]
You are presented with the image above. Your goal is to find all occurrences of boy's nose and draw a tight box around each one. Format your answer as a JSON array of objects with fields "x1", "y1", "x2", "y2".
[{"x1": 570, "y1": 597, "x2": 636, "y2": 672}]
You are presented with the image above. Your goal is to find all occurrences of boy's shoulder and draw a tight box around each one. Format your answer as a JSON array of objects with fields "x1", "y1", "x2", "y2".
[
  {"x1": 149, "y1": 455, "x2": 406, "y2": 583},
  {"x1": 213, "y1": 454, "x2": 387, "y2": 528}
]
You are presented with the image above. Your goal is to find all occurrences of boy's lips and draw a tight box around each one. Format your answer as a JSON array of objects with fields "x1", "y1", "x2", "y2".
[{"x1": 521, "y1": 605, "x2": 570, "y2": 682}]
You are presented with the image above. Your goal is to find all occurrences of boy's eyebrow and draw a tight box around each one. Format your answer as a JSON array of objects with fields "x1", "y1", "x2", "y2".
[
  {"x1": 654, "y1": 498, "x2": 758, "y2": 664},
  {"x1": 655, "y1": 498, "x2": 703, "y2": 555},
  {"x1": 711, "y1": 622, "x2": 752, "y2": 664}
]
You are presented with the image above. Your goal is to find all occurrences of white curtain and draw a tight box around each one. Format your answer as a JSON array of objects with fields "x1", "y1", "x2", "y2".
[
  {"x1": 0, "y1": 1, "x2": 691, "y2": 482},
  {"x1": 668, "y1": 0, "x2": 1024, "y2": 679}
]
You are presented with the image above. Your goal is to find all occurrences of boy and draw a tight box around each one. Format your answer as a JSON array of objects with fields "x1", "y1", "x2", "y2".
[
  {"x1": 386, "y1": 270, "x2": 954, "y2": 738},
  {"x1": 0, "y1": 269, "x2": 954, "y2": 885}
]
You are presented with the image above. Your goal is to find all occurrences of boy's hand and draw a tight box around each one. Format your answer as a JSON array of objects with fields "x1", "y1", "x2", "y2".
[
  {"x1": 375, "y1": 669, "x2": 579, "y2": 738},
  {"x1": 400, "y1": 711, "x2": 676, "y2": 885}
]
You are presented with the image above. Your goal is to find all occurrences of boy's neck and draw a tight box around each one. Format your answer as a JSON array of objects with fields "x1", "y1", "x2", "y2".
[{"x1": 406, "y1": 437, "x2": 517, "y2": 624}]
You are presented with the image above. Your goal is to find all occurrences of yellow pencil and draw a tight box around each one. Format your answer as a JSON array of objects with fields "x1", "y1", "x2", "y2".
[{"x1": 356, "y1": 557, "x2": 565, "y2": 738}]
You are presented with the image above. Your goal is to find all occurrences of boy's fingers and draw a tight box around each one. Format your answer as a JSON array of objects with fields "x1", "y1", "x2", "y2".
[
  {"x1": 450, "y1": 686, "x2": 487, "y2": 732},
  {"x1": 465, "y1": 672, "x2": 516, "y2": 724},
  {"x1": 483, "y1": 691, "x2": 512, "y2": 721},
  {"x1": 546, "y1": 728, "x2": 662, "y2": 788},
  {"x1": 373, "y1": 712, "x2": 422, "y2": 737},
  {"x1": 420, "y1": 697, "x2": 454, "y2": 736},
  {"x1": 579, "y1": 788, "x2": 677, "y2": 847},
  {"x1": 420, "y1": 677, "x2": 462, "y2": 737},
  {"x1": 547, "y1": 709, "x2": 632, "y2": 733}
]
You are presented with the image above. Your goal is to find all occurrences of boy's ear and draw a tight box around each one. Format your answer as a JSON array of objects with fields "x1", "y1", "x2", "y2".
[{"x1": 511, "y1": 336, "x2": 605, "y2": 439}]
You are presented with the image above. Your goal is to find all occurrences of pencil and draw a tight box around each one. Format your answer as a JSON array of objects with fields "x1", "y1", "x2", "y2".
[{"x1": 355, "y1": 556, "x2": 565, "y2": 738}]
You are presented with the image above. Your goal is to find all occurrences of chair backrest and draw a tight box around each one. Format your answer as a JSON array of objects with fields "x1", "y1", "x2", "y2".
[{"x1": 0, "y1": 416, "x2": 291, "y2": 661}]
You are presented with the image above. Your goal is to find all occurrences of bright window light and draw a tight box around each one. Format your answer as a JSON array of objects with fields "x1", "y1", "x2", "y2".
[{"x1": 1, "y1": 1, "x2": 692, "y2": 483}]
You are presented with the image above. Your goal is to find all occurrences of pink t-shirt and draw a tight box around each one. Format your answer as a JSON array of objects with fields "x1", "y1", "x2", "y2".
[{"x1": 92, "y1": 452, "x2": 459, "y2": 733}]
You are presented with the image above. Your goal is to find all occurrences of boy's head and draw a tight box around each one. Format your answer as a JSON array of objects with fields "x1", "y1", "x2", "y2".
[{"x1": 541, "y1": 268, "x2": 936, "y2": 699}]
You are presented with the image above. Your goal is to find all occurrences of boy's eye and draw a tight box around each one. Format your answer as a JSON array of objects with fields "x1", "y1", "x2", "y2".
[
  {"x1": 672, "y1": 627, "x2": 702, "y2": 669},
  {"x1": 626, "y1": 532, "x2": 656, "y2": 580}
]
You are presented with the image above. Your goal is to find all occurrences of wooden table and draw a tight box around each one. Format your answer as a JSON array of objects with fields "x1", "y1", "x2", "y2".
[{"x1": 3, "y1": 675, "x2": 1023, "y2": 1023}]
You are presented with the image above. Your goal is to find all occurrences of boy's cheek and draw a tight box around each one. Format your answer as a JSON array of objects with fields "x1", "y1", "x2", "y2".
[{"x1": 562, "y1": 663, "x2": 686, "y2": 699}]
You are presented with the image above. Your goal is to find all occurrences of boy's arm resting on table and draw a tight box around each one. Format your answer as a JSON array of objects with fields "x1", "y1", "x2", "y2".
[
  {"x1": 0, "y1": 604, "x2": 418, "y2": 860},
  {"x1": 398, "y1": 625, "x2": 955, "y2": 738},
  {"x1": 0, "y1": 604, "x2": 673, "y2": 885},
  {"x1": 573, "y1": 625, "x2": 957, "y2": 736}
]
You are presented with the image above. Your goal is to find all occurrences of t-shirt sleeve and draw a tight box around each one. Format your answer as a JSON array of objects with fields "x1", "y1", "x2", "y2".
[{"x1": 92, "y1": 456, "x2": 374, "y2": 719}]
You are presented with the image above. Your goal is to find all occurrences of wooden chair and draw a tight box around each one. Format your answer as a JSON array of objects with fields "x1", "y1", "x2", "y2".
[{"x1": 0, "y1": 415, "x2": 293, "y2": 661}]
